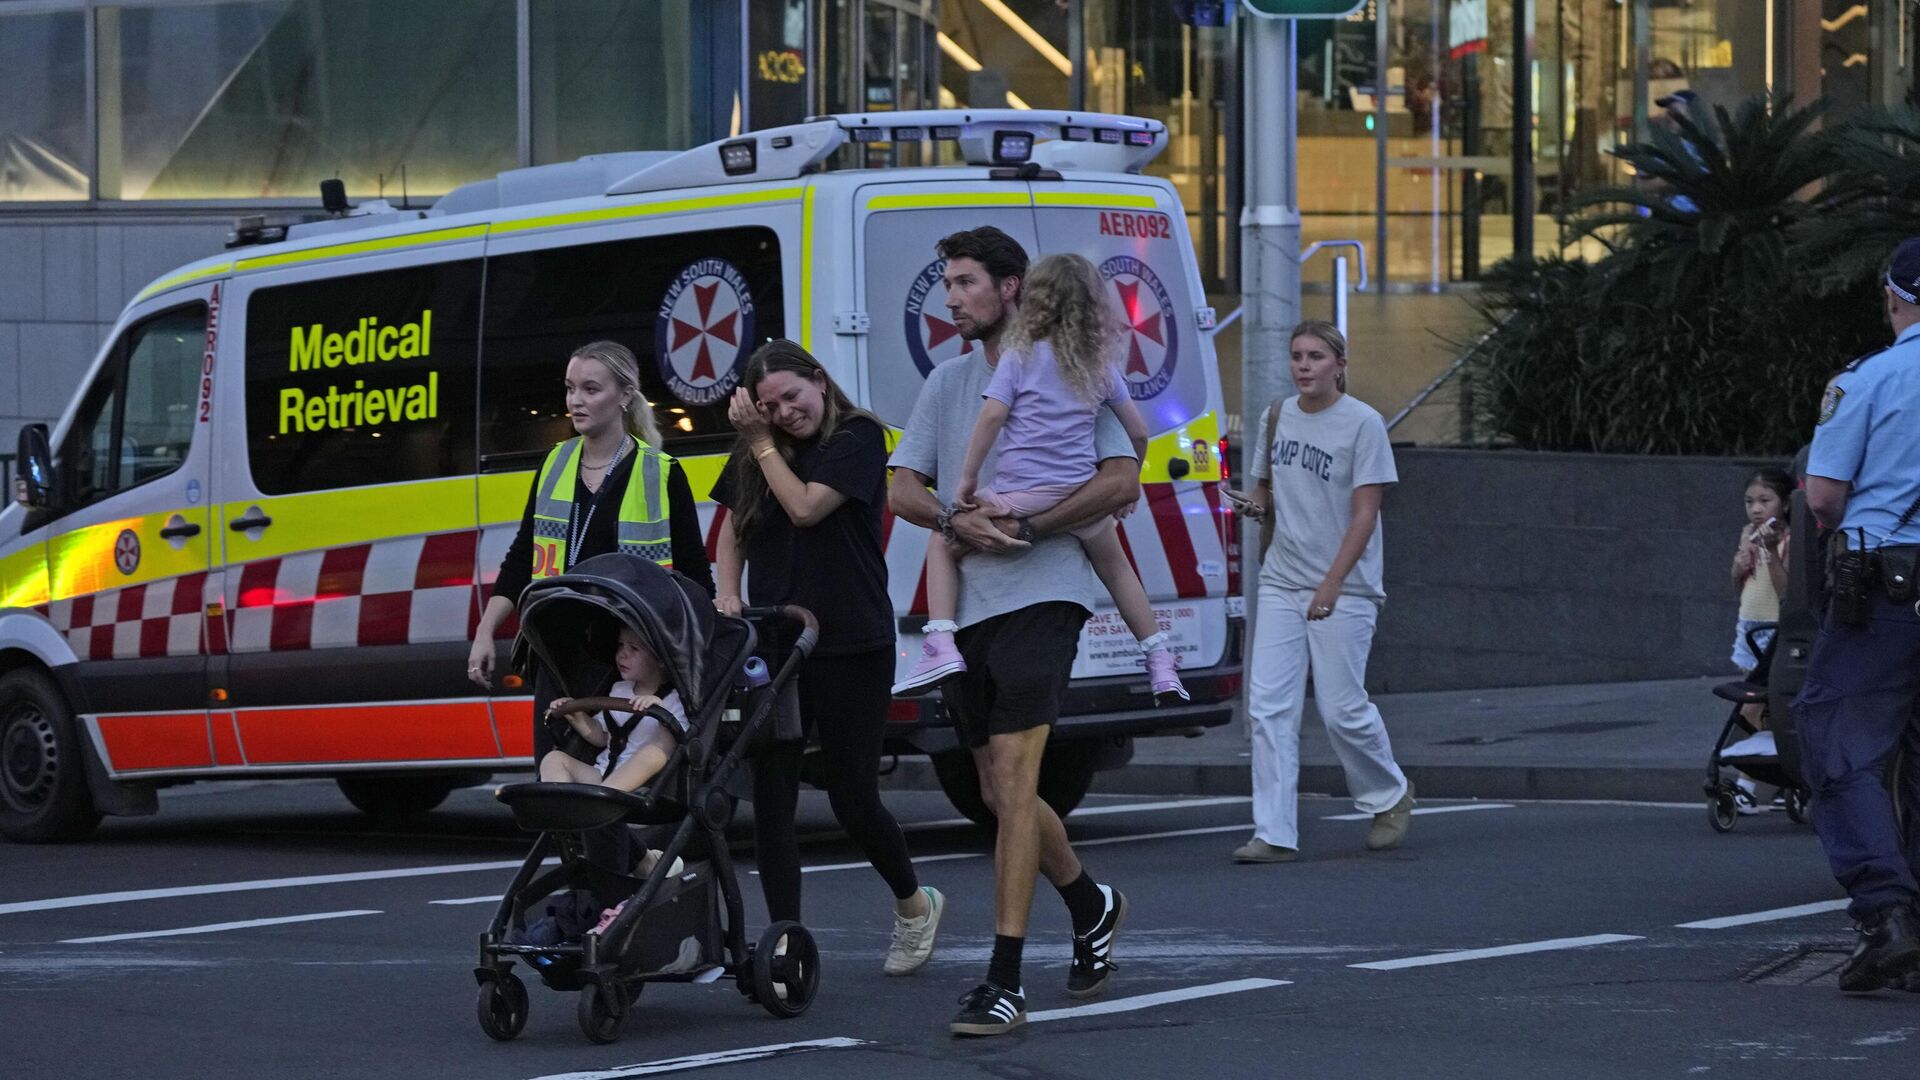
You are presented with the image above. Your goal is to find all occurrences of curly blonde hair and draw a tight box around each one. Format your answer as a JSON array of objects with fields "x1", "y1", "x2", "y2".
[{"x1": 1003, "y1": 253, "x2": 1124, "y2": 405}]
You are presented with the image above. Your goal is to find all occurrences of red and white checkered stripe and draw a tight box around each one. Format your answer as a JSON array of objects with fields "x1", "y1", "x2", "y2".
[
  {"x1": 226, "y1": 530, "x2": 486, "y2": 653},
  {"x1": 45, "y1": 573, "x2": 217, "y2": 662}
]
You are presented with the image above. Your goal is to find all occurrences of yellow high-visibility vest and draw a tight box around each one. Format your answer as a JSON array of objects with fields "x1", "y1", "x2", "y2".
[{"x1": 529, "y1": 436, "x2": 674, "y2": 578}]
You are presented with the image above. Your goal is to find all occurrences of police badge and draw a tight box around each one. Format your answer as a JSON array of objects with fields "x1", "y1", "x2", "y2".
[{"x1": 1818, "y1": 383, "x2": 1846, "y2": 425}]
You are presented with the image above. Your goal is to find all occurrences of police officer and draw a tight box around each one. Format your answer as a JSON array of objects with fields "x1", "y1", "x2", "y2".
[{"x1": 1793, "y1": 236, "x2": 1920, "y2": 994}]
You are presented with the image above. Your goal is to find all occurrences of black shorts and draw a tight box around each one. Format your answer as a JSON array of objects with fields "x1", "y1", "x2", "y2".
[{"x1": 947, "y1": 602, "x2": 1090, "y2": 749}]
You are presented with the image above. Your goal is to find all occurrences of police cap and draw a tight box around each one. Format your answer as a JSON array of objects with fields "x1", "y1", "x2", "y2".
[{"x1": 1886, "y1": 237, "x2": 1920, "y2": 304}]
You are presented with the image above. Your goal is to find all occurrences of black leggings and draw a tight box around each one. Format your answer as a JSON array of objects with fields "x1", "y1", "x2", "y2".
[{"x1": 752, "y1": 646, "x2": 919, "y2": 923}]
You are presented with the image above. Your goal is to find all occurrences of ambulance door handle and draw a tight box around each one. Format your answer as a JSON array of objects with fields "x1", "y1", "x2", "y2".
[
  {"x1": 229, "y1": 510, "x2": 273, "y2": 532},
  {"x1": 159, "y1": 521, "x2": 202, "y2": 539}
]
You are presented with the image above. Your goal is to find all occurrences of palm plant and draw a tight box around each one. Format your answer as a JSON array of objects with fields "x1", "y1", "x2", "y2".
[{"x1": 1793, "y1": 105, "x2": 1920, "y2": 294}]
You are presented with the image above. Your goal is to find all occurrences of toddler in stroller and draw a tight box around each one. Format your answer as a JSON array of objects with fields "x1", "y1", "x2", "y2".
[
  {"x1": 474, "y1": 554, "x2": 821, "y2": 1044},
  {"x1": 1705, "y1": 621, "x2": 1812, "y2": 832}
]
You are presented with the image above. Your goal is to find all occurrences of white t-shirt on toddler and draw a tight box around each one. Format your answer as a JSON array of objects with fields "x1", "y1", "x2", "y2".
[{"x1": 592, "y1": 680, "x2": 689, "y2": 780}]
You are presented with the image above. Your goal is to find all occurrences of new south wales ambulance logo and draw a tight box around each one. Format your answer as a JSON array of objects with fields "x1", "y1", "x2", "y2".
[
  {"x1": 114, "y1": 528, "x2": 141, "y2": 576},
  {"x1": 903, "y1": 259, "x2": 975, "y2": 378},
  {"x1": 655, "y1": 258, "x2": 756, "y2": 405},
  {"x1": 1099, "y1": 255, "x2": 1178, "y2": 400}
]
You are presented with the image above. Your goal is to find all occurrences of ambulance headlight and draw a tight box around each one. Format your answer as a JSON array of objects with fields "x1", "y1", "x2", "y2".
[
  {"x1": 719, "y1": 140, "x2": 757, "y2": 176},
  {"x1": 993, "y1": 131, "x2": 1034, "y2": 163}
]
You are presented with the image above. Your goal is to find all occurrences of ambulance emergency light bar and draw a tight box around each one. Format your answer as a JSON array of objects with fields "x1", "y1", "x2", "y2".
[{"x1": 605, "y1": 108, "x2": 1168, "y2": 195}]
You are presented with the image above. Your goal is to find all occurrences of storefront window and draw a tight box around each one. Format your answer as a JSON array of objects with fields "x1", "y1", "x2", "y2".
[
  {"x1": 98, "y1": 0, "x2": 516, "y2": 200},
  {"x1": 531, "y1": 0, "x2": 701, "y2": 162},
  {"x1": 0, "y1": 10, "x2": 90, "y2": 201}
]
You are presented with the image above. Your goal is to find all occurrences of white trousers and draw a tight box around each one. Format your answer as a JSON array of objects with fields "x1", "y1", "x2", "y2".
[{"x1": 1247, "y1": 583, "x2": 1409, "y2": 848}]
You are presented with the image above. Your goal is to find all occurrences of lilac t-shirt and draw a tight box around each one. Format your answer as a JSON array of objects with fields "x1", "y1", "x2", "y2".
[{"x1": 980, "y1": 342, "x2": 1129, "y2": 493}]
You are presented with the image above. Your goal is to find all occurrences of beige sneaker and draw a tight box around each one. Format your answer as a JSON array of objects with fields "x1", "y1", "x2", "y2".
[
  {"x1": 1231, "y1": 838, "x2": 1298, "y2": 863},
  {"x1": 1365, "y1": 782, "x2": 1416, "y2": 851},
  {"x1": 884, "y1": 886, "x2": 945, "y2": 976}
]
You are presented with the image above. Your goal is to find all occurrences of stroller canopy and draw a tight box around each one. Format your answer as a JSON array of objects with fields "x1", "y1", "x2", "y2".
[{"x1": 512, "y1": 555, "x2": 744, "y2": 716}]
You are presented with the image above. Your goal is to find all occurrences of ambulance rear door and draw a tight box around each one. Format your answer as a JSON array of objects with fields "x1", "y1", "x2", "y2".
[
  {"x1": 215, "y1": 237, "x2": 491, "y2": 771},
  {"x1": 853, "y1": 177, "x2": 1041, "y2": 633},
  {"x1": 42, "y1": 283, "x2": 224, "y2": 777},
  {"x1": 1029, "y1": 180, "x2": 1229, "y2": 678}
]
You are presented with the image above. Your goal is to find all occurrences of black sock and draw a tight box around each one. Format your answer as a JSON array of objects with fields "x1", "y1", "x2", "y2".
[
  {"x1": 987, "y1": 934, "x2": 1024, "y2": 993},
  {"x1": 1058, "y1": 871, "x2": 1106, "y2": 934}
]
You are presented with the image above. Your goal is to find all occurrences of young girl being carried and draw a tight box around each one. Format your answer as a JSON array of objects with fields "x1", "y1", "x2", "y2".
[{"x1": 892, "y1": 252, "x2": 1188, "y2": 705}]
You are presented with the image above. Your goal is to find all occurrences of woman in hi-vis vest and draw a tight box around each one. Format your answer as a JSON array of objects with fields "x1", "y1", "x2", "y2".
[{"x1": 467, "y1": 340, "x2": 713, "y2": 758}]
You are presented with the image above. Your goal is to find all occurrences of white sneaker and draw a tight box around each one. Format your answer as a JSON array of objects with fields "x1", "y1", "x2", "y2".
[{"x1": 884, "y1": 886, "x2": 946, "y2": 976}]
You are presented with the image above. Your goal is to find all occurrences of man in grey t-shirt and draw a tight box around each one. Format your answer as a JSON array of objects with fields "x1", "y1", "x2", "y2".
[{"x1": 887, "y1": 226, "x2": 1135, "y2": 1036}]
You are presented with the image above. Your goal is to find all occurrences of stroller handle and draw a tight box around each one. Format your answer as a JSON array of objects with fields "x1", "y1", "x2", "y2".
[{"x1": 743, "y1": 604, "x2": 820, "y2": 662}]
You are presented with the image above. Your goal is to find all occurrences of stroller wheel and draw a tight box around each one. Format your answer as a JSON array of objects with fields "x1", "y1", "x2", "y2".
[
  {"x1": 577, "y1": 980, "x2": 629, "y2": 1044},
  {"x1": 1785, "y1": 787, "x2": 1812, "y2": 825},
  {"x1": 752, "y1": 921, "x2": 819, "y2": 1019},
  {"x1": 476, "y1": 973, "x2": 528, "y2": 1041},
  {"x1": 1708, "y1": 791, "x2": 1738, "y2": 833}
]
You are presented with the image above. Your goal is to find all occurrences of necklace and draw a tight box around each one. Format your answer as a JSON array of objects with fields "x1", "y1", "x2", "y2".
[{"x1": 569, "y1": 437, "x2": 631, "y2": 559}]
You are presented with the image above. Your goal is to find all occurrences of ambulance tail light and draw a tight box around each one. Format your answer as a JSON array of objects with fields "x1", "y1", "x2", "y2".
[
  {"x1": 1218, "y1": 436, "x2": 1231, "y2": 482},
  {"x1": 888, "y1": 699, "x2": 923, "y2": 724}
]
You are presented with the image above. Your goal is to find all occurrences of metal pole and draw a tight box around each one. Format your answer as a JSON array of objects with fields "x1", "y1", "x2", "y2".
[
  {"x1": 1333, "y1": 254, "x2": 1349, "y2": 338},
  {"x1": 1069, "y1": 0, "x2": 1086, "y2": 111},
  {"x1": 1512, "y1": 0, "x2": 1536, "y2": 262},
  {"x1": 1632, "y1": 0, "x2": 1651, "y2": 144},
  {"x1": 1238, "y1": 13, "x2": 1300, "y2": 672},
  {"x1": 1373, "y1": 2, "x2": 1389, "y2": 290}
]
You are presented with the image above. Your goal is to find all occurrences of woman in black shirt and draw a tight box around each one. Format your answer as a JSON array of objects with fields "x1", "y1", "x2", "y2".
[
  {"x1": 467, "y1": 341, "x2": 712, "y2": 755},
  {"x1": 711, "y1": 340, "x2": 943, "y2": 977}
]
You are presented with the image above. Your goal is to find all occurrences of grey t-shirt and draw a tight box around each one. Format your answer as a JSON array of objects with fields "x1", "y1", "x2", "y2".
[
  {"x1": 890, "y1": 352, "x2": 1138, "y2": 629},
  {"x1": 1248, "y1": 393, "x2": 1397, "y2": 599}
]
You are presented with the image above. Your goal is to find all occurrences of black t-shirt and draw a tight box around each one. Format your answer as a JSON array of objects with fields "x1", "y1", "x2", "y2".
[{"x1": 710, "y1": 416, "x2": 892, "y2": 656}]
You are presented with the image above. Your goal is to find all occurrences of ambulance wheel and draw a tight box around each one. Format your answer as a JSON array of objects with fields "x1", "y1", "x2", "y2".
[
  {"x1": 336, "y1": 773, "x2": 464, "y2": 820},
  {"x1": 577, "y1": 980, "x2": 628, "y2": 1043},
  {"x1": 931, "y1": 744, "x2": 1096, "y2": 829},
  {"x1": 1708, "y1": 791, "x2": 1738, "y2": 833},
  {"x1": 1784, "y1": 786, "x2": 1812, "y2": 825},
  {"x1": 752, "y1": 921, "x2": 818, "y2": 1019},
  {"x1": 0, "y1": 668, "x2": 101, "y2": 843},
  {"x1": 476, "y1": 973, "x2": 528, "y2": 1041}
]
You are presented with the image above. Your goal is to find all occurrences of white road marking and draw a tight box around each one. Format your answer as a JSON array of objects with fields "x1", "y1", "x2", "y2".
[
  {"x1": 523, "y1": 1037, "x2": 870, "y2": 1079},
  {"x1": 1028, "y1": 977, "x2": 1290, "y2": 1023},
  {"x1": 1075, "y1": 823, "x2": 1247, "y2": 848},
  {"x1": 1676, "y1": 899, "x2": 1850, "y2": 930},
  {"x1": 0, "y1": 859, "x2": 532, "y2": 917},
  {"x1": 753, "y1": 852, "x2": 984, "y2": 876},
  {"x1": 1349, "y1": 933, "x2": 1643, "y2": 971},
  {"x1": 1321, "y1": 803, "x2": 1514, "y2": 822},
  {"x1": 429, "y1": 895, "x2": 504, "y2": 906},
  {"x1": 61, "y1": 909, "x2": 382, "y2": 944},
  {"x1": 905, "y1": 796, "x2": 1251, "y2": 832}
]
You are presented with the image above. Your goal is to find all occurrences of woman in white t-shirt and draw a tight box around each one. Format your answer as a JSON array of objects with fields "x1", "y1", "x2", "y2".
[{"x1": 1224, "y1": 320, "x2": 1414, "y2": 863}]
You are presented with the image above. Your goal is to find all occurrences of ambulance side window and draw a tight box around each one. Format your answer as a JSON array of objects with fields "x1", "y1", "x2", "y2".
[
  {"x1": 478, "y1": 226, "x2": 785, "y2": 466},
  {"x1": 55, "y1": 303, "x2": 206, "y2": 514},
  {"x1": 245, "y1": 261, "x2": 481, "y2": 495}
]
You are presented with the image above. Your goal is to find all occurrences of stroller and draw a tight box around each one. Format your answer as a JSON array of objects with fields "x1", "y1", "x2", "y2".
[
  {"x1": 473, "y1": 554, "x2": 820, "y2": 1043},
  {"x1": 1705, "y1": 621, "x2": 1813, "y2": 832}
]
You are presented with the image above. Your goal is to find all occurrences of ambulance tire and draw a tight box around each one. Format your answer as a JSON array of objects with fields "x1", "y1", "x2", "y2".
[
  {"x1": 0, "y1": 668, "x2": 102, "y2": 843},
  {"x1": 335, "y1": 772, "x2": 473, "y2": 820},
  {"x1": 930, "y1": 743, "x2": 1097, "y2": 829}
]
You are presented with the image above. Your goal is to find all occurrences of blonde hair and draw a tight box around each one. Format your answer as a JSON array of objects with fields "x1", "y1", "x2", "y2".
[
  {"x1": 1004, "y1": 253, "x2": 1124, "y2": 405},
  {"x1": 1290, "y1": 319, "x2": 1349, "y2": 394},
  {"x1": 569, "y1": 340, "x2": 663, "y2": 447}
]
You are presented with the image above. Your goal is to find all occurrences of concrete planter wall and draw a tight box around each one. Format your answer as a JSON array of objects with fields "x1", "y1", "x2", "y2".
[{"x1": 1367, "y1": 447, "x2": 1793, "y2": 692}]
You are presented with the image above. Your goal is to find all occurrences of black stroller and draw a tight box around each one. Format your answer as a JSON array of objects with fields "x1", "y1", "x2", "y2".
[
  {"x1": 1705, "y1": 622, "x2": 1813, "y2": 832},
  {"x1": 473, "y1": 554, "x2": 820, "y2": 1043}
]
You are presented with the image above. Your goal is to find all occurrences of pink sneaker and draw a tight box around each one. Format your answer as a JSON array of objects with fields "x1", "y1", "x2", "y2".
[
  {"x1": 893, "y1": 631, "x2": 967, "y2": 696},
  {"x1": 592, "y1": 899, "x2": 628, "y2": 936},
  {"x1": 1146, "y1": 648, "x2": 1189, "y2": 706}
]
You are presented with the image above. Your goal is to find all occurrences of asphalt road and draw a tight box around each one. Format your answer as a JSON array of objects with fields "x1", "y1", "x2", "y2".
[{"x1": 3, "y1": 780, "x2": 1914, "y2": 1079}]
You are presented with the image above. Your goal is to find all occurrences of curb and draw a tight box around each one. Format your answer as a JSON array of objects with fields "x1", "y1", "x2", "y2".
[{"x1": 881, "y1": 760, "x2": 1706, "y2": 805}]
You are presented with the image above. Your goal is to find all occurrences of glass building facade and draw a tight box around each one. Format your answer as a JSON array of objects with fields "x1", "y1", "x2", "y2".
[{"x1": 2, "y1": 0, "x2": 1915, "y2": 290}]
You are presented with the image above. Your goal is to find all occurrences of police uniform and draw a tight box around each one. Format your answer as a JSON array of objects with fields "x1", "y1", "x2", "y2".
[{"x1": 1791, "y1": 246, "x2": 1920, "y2": 985}]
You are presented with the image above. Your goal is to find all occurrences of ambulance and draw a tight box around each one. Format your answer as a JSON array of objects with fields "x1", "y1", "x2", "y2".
[{"x1": 0, "y1": 110, "x2": 1241, "y2": 841}]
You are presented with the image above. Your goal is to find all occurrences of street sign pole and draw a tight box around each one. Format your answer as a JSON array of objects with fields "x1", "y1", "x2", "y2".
[{"x1": 1236, "y1": 10, "x2": 1300, "y2": 681}]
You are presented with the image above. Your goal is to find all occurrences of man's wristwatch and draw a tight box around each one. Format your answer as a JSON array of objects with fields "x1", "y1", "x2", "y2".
[
  {"x1": 1014, "y1": 516, "x2": 1037, "y2": 543},
  {"x1": 934, "y1": 504, "x2": 957, "y2": 542}
]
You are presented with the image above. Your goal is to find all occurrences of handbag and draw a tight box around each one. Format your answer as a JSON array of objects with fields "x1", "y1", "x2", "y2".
[{"x1": 1256, "y1": 399, "x2": 1282, "y2": 563}]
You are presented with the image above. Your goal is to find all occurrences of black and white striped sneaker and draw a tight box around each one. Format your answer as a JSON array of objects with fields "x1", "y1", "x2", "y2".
[
  {"x1": 949, "y1": 982, "x2": 1026, "y2": 1036},
  {"x1": 1067, "y1": 885, "x2": 1127, "y2": 999}
]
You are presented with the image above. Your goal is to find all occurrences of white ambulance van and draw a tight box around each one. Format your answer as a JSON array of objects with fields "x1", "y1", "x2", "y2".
[{"x1": 0, "y1": 110, "x2": 1241, "y2": 841}]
